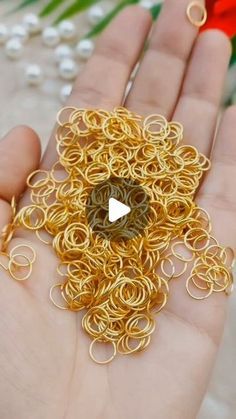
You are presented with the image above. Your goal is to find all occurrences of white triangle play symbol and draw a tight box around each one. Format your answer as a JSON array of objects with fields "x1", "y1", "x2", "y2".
[{"x1": 108, "y1": 198, "x2": 131, "y2": 223}]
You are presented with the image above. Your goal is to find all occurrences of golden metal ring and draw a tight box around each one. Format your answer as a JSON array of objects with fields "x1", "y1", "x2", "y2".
[{"x1": 186, "y1": 1, "x2": 207, "y2": 28}]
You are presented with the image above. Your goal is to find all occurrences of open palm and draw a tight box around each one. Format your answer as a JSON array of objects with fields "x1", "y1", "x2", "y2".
[{"x1": 0, "y1": 2, "x2": 235, "y2": 418}]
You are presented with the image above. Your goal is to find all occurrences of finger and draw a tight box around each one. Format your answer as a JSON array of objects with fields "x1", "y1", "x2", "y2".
[
  {"x1": 42, "y1": 6, "x2": 152, "y2": 169},
  {"x1": 197, "y1": 106, "x2": 236, "y2": 248},
  {"x1": 0, "y1": 126, "x2": 41, "y2": 202},
  {"x1": 126, "y1": 0, "x2": 202, "y2": 116},
  {"x1": 173, "y1": 30, "x2": 231, "y2": 155},
  {"x1": 0, "y1": 126, "x2": 40, "y2": 228}
]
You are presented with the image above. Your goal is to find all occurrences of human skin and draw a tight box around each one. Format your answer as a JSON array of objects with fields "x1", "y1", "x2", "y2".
[{"x1": 0, "y1": 1, "x2": 235, "y2": 418}]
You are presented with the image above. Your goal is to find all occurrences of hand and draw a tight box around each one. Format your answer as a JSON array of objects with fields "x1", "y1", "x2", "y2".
[{"x1": 0, "y1": 2, "x2": 234, "y2": 418}]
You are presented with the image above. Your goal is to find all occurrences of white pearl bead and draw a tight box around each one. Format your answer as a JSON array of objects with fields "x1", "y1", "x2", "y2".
[
  {"x1": 58, "y1": 20, "x2": 76, "y2": 41},
  {"x1": 87, "y1": 5, "x2": 105, "y2": 26},
  {"x1": 0, "y1": 24, "x2": 9, "y2": 44},
  {"x1": 59, "y1": 59, "x2": 78, "y2": 80},
  {"x1": 11, "y1": 24, "x2": 29, "y2": 43},
  {"x1": 25, "y1": 64, "x2": 43, "y2": 86},
  {"x1": 5, "y1": 38, "x2": 24, "y2": 59},
  {"x1": 23, "y1": 13, "x2": 41, "y2": 35},
  {"x1": 139, "y1": 0, "x2": 154, "y2": 9},
  {"x1": 42, "y1": 27, "x2": 60, "y2": 47},
  {"x1": 54, "y1": 44, "x2": 74, "y2": 63},
  {"x1": 76, "y1": 39, "x2": 94, "y2": 60},
  {"x1": 60, "y1": 84, "x2": 73, "y2": 103}
]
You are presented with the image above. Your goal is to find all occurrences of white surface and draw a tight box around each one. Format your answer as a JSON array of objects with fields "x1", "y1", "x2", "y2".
[{"x1": 109, "y1": 198, "x2": 131, "y2": 222}]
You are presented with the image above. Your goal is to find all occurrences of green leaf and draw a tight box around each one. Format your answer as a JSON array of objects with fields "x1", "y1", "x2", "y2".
[
  {"x1": 6, "y1": 0, "x2": 38, "y2": 14},
  {"x1": 150, "y1": 3, "x2": 162, "y2": 20},
  {"x1": 83, "y1": 0, "x2": 139, "y2": 38},
  {"x1": 54, "y1": 0, "x2": 102, "y2": 23},
  {"x1": 39, "y1": 0, "x2": 66, "y2": 17},
  {"x1": 230, "y1": 36, "x2": 236, "y2": 66}
]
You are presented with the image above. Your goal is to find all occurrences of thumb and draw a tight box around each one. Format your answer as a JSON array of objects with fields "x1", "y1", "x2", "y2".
[{"x1": 0, "y1": 126, "x2": 41, "y2": 229}]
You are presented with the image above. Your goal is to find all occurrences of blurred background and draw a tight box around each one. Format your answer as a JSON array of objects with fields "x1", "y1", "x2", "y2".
[{"x1": 0, "y1": 0, "x2": 235, "y2": 417}]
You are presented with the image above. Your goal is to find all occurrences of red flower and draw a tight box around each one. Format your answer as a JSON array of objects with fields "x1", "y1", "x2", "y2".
[{"x1": 202, "y1": 0, "x2": 236, "y2": 38}]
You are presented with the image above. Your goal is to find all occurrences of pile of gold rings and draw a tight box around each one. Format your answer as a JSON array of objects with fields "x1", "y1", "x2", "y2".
[{"x1": 0, "y1": 107, "x2": 234, "y2": 364}]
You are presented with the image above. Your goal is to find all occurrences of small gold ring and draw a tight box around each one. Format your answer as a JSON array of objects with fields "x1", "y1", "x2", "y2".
[
  {"x1": 89, "y1": 338, "x2": 117, "y2": 365},
  {"x1": 187, "y1": 2, "x2": 207, "y2": 28}
]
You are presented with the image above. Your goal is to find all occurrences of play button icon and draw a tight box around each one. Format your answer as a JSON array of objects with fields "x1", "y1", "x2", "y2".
[
  {"x1": 108, "y1": 198, "x2": 131, "y2": 223},
  {"x1": 86, "y1": 177, "x2": 150, "y2": 241}
]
